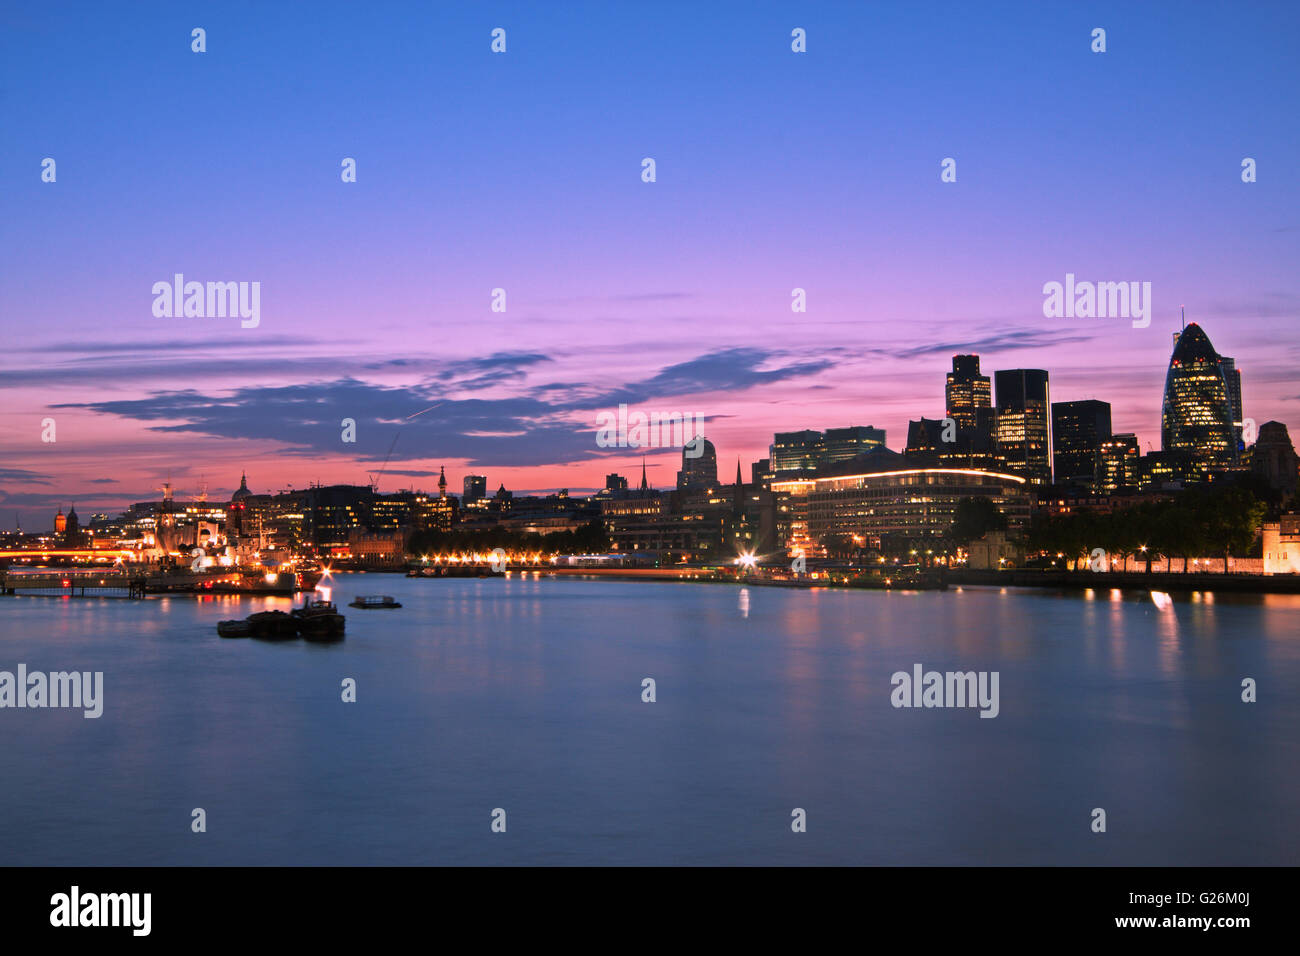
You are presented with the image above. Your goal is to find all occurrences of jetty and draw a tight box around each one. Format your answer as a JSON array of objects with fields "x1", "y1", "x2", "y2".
[
  {"x1": 0, "y1": 565, "x2": 318, "y2": 598},
  {"x1": 0, "y1": 569, "x2": 146, "y2": 598}
]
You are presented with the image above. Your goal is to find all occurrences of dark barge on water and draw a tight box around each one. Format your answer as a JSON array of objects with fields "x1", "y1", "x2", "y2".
[
  {"x1": 349, "y1": 595, "x2": 401, "y2": 609},
  {"x1": 218, "y1": 598, "x2": 345, "y2": 640}
]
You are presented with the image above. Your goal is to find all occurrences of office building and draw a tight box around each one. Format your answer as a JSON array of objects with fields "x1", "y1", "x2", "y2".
[
  {"x1": 945, "y1": 355, "x2": 992, "y2": 431},
  {"x1": 463, "y1": 475, "x2": 487, "y2": 503},
  {"x1": 1052, "y1": 400, "x2": 1112, "y2": 486},
  {"x1": 1161, "y1": 323, "x2": 1237, "y2": 471},
  {"x1": 770, "y1": 426, "x2": 887, "y2": 474},
  {"x1": 1095, "y1": 433, "x2": 1139, "y2": 494},
  {"x1": 994, "y1": 369, "x2": 1052, "y2": 484},
  {"x1": 677, "y1": 438, "x2": 719, "y2": 491}
]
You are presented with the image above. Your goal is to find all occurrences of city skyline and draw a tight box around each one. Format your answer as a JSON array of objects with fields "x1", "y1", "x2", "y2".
[
  {"x1": 4, "y1": 3, "x2": 1299, "y2": 528},
  {"x1": 6, "y1": 318, "x2": 1290, "y2": 534}
]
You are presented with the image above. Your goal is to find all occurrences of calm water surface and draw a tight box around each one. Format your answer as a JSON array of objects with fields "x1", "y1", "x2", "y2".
[{"x1": 1, "y1": 574, "x2": 1297, "y2": 865}]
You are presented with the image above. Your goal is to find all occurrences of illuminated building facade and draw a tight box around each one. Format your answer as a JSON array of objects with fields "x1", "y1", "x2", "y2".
[
  {"x1": 1095, "y1": 432, "x2": 1140, "y2": 493},
  {"x1": 1138, "y1": 449, "x2": 1195, "y2": 490},
  {"x1": 906, "y1": 412, "x2": 998, "y2": 471},
  {"x1": 945, "y1": 354, "x2": 992, "y2": 431},
  {"x1": 770, "y1": 426, "x2": 887, "y2": 474},
  {"x1": 372, "y1": 491, "x2": 458, "y2": 535},
  {"x1": 463, "y1": 475, "x2": 487, "y2": 503},
  {"x1": 1262, "y1": 515, "x2": 1300, "y2": 574},
  {"x1": 1218, "y1": 355, "x2": 1243, "y2": 451},
  {"x1": 770, "y1": 454, "x2": 1030, "y2": 555},
  {"x1": 770, "y1": 430, "x2": 824, "y2": 473},
  {"x1": 1161, "y1": 323, "x2": 1237, "y2": 472},
  {"x1": 994, "y1": 369, "x2": 1052, "y2": 484},
  {"x1": 1052, "y1": 400, "x2": 1112, "y2": 487},
  {"x1": 821, "y1": 426, "x2": 888, "y2": 463},
  {"x1": 345, "y1": 529, "x2": 408, "y2": 566}
]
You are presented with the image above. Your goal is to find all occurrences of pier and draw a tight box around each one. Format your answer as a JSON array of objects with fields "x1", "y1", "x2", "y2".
[
  {"x1": 0, "y1": 565, "x2": 308, "y2": 598},
  {"x1": 0, "y1": 569, "x2": 147, "y2": 598}
]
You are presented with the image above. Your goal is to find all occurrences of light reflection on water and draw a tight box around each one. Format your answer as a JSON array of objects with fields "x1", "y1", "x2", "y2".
[{"x1": 0, "y1": 574, "x2": 1296, "y2": 866}]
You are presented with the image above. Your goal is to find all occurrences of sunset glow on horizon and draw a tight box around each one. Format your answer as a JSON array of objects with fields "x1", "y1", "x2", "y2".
[{"x1": 3, "y1": 2, "x2": 1298, "y2": 529}]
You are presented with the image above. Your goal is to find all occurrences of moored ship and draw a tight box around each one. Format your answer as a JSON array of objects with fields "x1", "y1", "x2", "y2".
[
  {"x1": 246, "y1": 609, "x2": 298, "y2": 639},
  {"x1": 292, "y1": 598, "x2": 346, "y2": 641},
  {"x1": 349, "y1": 594, "x2": 401, "y2": 609}
]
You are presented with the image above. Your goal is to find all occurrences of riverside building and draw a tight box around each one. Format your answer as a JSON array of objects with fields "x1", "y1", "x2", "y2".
[{"x1": 768, "y1": 448, "x2": 1030, "y2": 556}]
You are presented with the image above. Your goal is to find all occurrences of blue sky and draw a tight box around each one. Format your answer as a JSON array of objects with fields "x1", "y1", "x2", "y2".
[{"x1": 2, "y1": 1, "x2": 1298, "y2": 527}]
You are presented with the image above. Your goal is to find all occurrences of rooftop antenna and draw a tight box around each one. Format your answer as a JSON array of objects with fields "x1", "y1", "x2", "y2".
[{"x1": 1181, "y1": 304, "x2": 1186, "y2": 330}]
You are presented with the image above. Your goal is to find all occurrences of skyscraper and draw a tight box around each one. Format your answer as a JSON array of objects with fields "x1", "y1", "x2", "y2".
[
  {"x1": 769, "y1": 427, "x2": 886, "y2": 474},
  {"x1": 463, "y1": 475, "x2": 487, "y2": 502},
  {"x1": 994, "y1": 369, "x2": 1052, "y2": 484},
  {"x1": 821, "y1": 426, "x2": 887, "y2": 463},
  {"x1": 1218, "y1": 355, "x2": 1244, "y2": 450},
  {"x1": 1051, "y1": 400, "x2": 1112, "y2": 486},
  {"x1": 1161, "y1": 323, "x2": 1236, "y2": 470},
  {"x1": 770, "y1": 430, "x2": 825, "y2": 473},
  {"x1": 676, "y1": 438, "x2": 718, "y2": 491},
  {"x1": 1095, "y1": 433, "x2": 1140, "y2": 494},
  {"x1": 945, "y1": 355, "x2": 992, "y2": 431}
]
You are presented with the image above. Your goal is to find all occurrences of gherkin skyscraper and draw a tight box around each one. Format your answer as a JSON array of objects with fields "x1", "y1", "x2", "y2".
[{"x1": 1161, "y1": 323, "x2": 1237, "y2": 468}]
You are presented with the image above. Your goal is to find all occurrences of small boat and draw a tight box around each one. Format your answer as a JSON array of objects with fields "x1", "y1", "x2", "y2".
[
  {"x1": 217, "y1": 619, "x2": 253, "y2": 638},
  {"x1": 349, "y1": 595, "x2": 401, "y2": 609},
  {"x1": 293, "y1": 598, "x2": 346, "y2": 641},
  {"x1": 247, "y1": 609, "x2": 299, "y2": 639}
]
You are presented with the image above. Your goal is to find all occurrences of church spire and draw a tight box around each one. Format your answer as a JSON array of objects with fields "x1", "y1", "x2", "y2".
[
  {"x1": 438, "y1": 465, "x2": 447, "y2": 498},
  {"x1": 639, "y1": 457, "x2": 648, "y2": 492}
]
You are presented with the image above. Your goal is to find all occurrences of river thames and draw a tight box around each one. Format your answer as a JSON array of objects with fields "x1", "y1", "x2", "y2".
[{"x1": 1, "y1": 574, "x2": 1296, "y2": 865}]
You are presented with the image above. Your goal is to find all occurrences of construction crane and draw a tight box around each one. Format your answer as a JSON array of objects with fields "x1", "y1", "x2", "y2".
[
  {"x1": 365, "y1": 403, "x2": 442, "y2": 493},
  {"x1": 368, "y1": 433, "x2": 400, "y2": 493}
]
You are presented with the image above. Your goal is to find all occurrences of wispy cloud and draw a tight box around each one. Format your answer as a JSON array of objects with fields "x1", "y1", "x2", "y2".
[
  {"x1": 52, "y1": 348, "x2": 834, "y2": 468},
  {"x1": 880, "y1": 328, "x2": 1098, "y2": 360},
  {"x1": 0, "y1": 467, "x2": 53, "y2": 484}
]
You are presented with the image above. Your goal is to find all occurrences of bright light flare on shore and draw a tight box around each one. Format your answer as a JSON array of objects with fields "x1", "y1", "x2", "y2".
[
  {"x1": 1150, "y1": 591, "x2": 1173, "y2": 611},
  {"x1": 736, "y1": 552, "x2": 757, "y2": 568}
]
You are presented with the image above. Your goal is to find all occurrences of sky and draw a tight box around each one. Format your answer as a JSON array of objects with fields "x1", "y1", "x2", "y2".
[{"x1": 3, "y1": 1, "x2": 1299, "y2": 530}]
